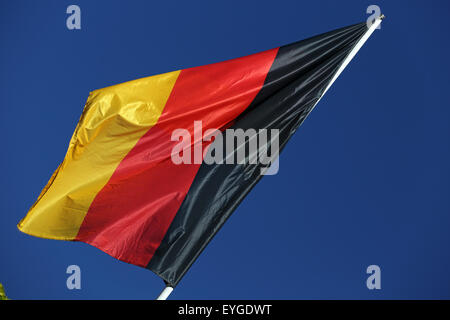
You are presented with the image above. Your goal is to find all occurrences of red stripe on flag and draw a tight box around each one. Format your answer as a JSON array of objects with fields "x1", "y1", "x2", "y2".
[{"x1": 75, "y1": 48, "x2": 278, "y2": 267}]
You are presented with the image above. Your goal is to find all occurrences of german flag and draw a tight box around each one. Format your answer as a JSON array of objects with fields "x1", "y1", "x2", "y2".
[{"x1": 18, "y1": 20, "x2": 377, "y2": 287}]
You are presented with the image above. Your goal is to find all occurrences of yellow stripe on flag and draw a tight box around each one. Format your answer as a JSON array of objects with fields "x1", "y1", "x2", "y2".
[{"x1": 18, "y1": 70, "x2": 181, "y2": 240}]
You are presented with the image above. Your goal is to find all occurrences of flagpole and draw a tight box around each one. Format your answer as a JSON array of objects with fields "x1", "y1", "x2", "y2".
[
  {"x1": 320, "y1": 14, "x2": 385, "y2": 98},
  {"x1": 156, "y1": 286, "x2": 174, "y2": 300},
  {"x1": 154, "y1": 15, "x2": 384, "y2": 302}
]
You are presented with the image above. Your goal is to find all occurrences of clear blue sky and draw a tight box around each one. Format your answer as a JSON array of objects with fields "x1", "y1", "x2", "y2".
[{"x1": 1, "y1": 0, "x2": 449, "y2": 299}]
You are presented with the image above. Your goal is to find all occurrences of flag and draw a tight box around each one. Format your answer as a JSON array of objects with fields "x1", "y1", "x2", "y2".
[
  {"x1": 0, "y1": 283, "x2": 8, "y2": 300},
  {"x1": 19, "y1": 21, "x2": 374, "y2": 287}
]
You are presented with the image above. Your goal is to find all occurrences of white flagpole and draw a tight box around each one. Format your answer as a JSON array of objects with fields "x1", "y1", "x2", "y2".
[
  {"x1": 320, "y1": 14, "x2": 384, "y2": 99},
  {"x1": 156, "y1": 286, "x2": 173, "y2": 300},
  {"x1": 153, "y1": 15, "x2": 384, "y2": 302}
]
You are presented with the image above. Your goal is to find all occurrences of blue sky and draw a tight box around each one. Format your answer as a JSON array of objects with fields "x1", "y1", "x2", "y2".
[{"x1": 1, "y1": 0, "x2": 449, "y2": 299}]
